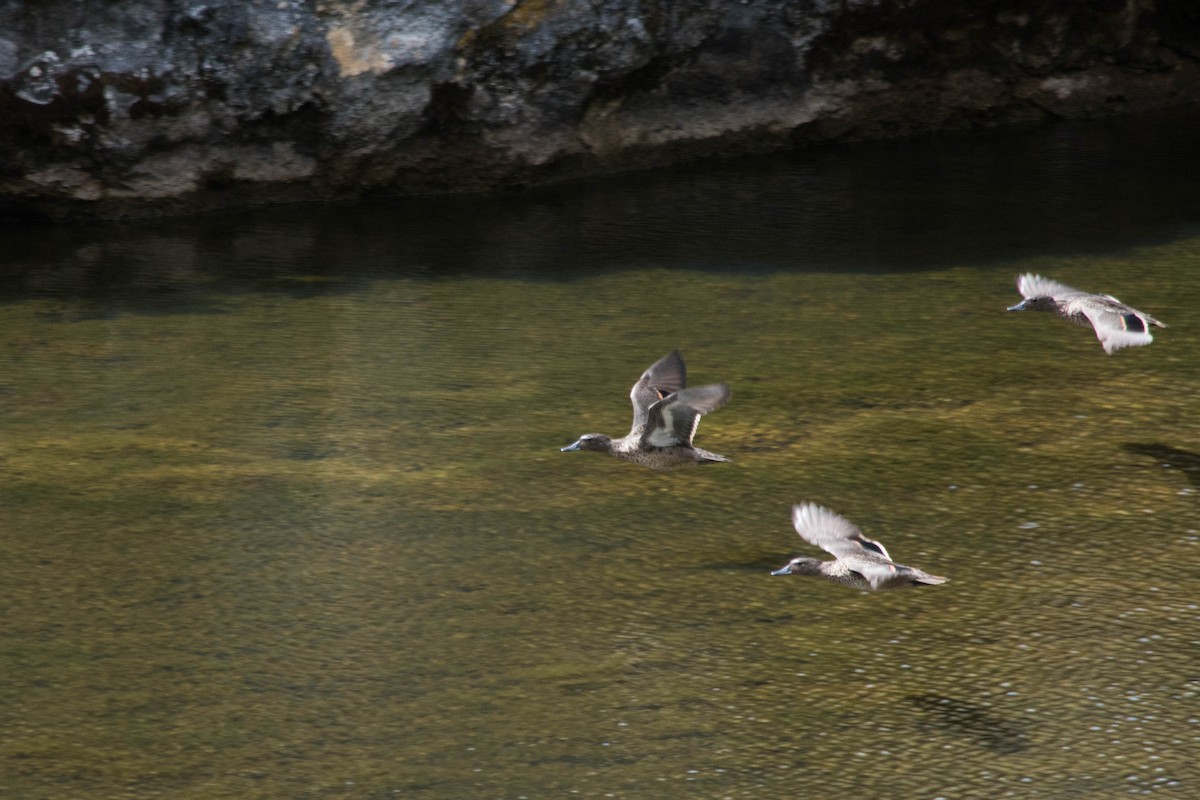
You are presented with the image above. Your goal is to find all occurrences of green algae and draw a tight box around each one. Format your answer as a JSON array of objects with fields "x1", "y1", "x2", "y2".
[
  {"x1": 4, "y1": 118, "x2": 1200, "y2": 796},
  {"x1": 2, "y1": 245, "x2": 1199, "y2": 799}
]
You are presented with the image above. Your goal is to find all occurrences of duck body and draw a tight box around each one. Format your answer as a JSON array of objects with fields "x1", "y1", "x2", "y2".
[
  {"x1": 561, "y1": 351, "x2": 731, "y2": 471},
  {"x1": 563, "y1": 431, "x2": 730, "y2": 469},
  {"x1": 772, "y1": 503, "x2": 947, "y2": 592},
  {"x1": 1007, "y1": 273, "x2": 1165, "y2": 354}
]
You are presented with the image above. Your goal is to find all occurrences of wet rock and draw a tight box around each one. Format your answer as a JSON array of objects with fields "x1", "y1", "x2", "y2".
[{"x1": 1, "y1": 0, "x2": 1199, "y2": 218}]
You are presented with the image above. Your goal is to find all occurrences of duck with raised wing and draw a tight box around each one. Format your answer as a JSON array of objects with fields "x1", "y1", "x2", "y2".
[
  {"x1": 1006, "y1": 273, "x2": 1166, "y2": 354},
  {"x1": 772, "y1": 503, "x2": 947, "y2": 591},
  {"x1": 560, "y1": 350, "x2": 731, "y2": 470}
]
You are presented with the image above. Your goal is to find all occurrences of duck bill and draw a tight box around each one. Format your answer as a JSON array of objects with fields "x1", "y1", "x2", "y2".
[
  {"x1": 770, "y1": 564, "x2": 794, "y2": 576},
  {"x1": 1006, "y1": 300, "x2": 1030, "y2": 312},
  {"x1": 560, "y1": 440, "x2": 583, "y2": 452}
]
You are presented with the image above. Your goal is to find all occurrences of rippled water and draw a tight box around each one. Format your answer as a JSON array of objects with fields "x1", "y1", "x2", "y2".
[{"x1": 4, "y1": 109, "x2": 1200, "y2": 798}]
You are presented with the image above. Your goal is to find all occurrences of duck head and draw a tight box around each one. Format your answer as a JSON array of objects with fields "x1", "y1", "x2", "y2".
[
  {"x1": 1007, "y1": 296, "x2": 1058, "y2": 313},
  {"x1": 771, "y1": 556, "x2": 822, "y2": 576},
  {"x1": 561, "y1": 433, "x2": 612, "y2": 453}
]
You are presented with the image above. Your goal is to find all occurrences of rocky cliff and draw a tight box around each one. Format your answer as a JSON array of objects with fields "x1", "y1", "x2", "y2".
[{"x1": 2, "y1": 0, "x2": 1199, "y2": 218}]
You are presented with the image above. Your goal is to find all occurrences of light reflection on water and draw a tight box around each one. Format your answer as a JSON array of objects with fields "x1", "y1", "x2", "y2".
[{"x1": 3, "y1": 109, "x2": 1200, "y2": 798}]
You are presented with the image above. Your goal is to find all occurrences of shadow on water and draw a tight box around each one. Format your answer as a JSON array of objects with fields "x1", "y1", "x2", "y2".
[
  {"x1": 2, "y1": 106, "x2": 1200, "y2": 314},
  {"x1": 1123, "y1": 443, "x2": 1200, "y2": 488},
  {"x1": 909, "y1": 694, "x2": 1030, "y2": 755}
]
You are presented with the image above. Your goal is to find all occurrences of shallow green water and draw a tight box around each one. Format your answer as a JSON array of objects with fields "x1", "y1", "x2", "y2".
[{"x1": 4, "y1": 111, "x2": 1200, "y2": 798}]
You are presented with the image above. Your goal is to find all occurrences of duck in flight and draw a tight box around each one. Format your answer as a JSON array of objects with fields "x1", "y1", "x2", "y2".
[
  {"x1": 560, "y1": 350, "x2": 731, "y2": 470},
  {"x1": 772, "y1": 503, "x2": 948, "y2": 591},
  {"x1": 1006, "y1": 273, "x2": 1165, "y2": 354}
]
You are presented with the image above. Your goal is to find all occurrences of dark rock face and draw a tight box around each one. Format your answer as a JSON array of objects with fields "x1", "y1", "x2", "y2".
[{"x1": 2, "y1": 0, "x2": 1198, "y2": 217}]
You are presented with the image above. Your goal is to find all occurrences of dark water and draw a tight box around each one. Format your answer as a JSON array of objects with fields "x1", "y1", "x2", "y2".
[{"x1": 3, "y1": 108, "x2": 1200, "y2": 798}]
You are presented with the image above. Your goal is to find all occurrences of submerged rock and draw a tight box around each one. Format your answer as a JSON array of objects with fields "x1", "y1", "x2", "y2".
[{"x1": 2, "y1": 0, "x2": 1199, "y2": 218}]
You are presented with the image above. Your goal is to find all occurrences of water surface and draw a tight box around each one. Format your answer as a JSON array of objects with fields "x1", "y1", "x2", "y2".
[{"x1": 3, "y1": 109, "x2": 1200, "y2": 798}]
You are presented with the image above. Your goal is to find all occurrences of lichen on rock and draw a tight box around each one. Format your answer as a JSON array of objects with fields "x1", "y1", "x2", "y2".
[{"x1": 1, "y1": 0, "x2": 1198, "y2": 218}]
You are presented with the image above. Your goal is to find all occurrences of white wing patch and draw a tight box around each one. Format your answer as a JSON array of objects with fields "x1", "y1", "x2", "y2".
[
  {"x1": 1080, "y1": 307, "x2": 1155, "y2": 353},
  {"x1": 644, "y1": 402, "x2": 691, "y2": 447},
  {"x1": 792, "y1": 503, "x2": 893, "y2": 561},
  {"x1": 1017, "y1": 273, "x2": 1084, "y2": 300},
  {"x1": 851, "y1": 558, "x2": 900, "y2": 591}
]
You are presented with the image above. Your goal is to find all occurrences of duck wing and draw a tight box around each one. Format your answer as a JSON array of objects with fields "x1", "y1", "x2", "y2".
[
  {"x1": 845, "y1": 556, "x2": 947, "y2": 590},
  {"x1": 840, "y1": 554, "x2": 902, "y2": 590},
  {"x1": 1098, "y1": 297, "x2": 1165, "y2": 329},
  {"x1": 630, "y1": 351, "x2": 687, "y2": 430},
  {"x1": 641, "y1": 384, "x2": 730, "y2": 448},
  {"x1": 1078, "y1": 302, "x2": 1158, "y2": 354},
  {"x1": 791, "y1": 503, "x2": 893, "y2": 561},
  {"x1": 1016, "y1": 273, "x2": 1085, "y2": 300}
]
